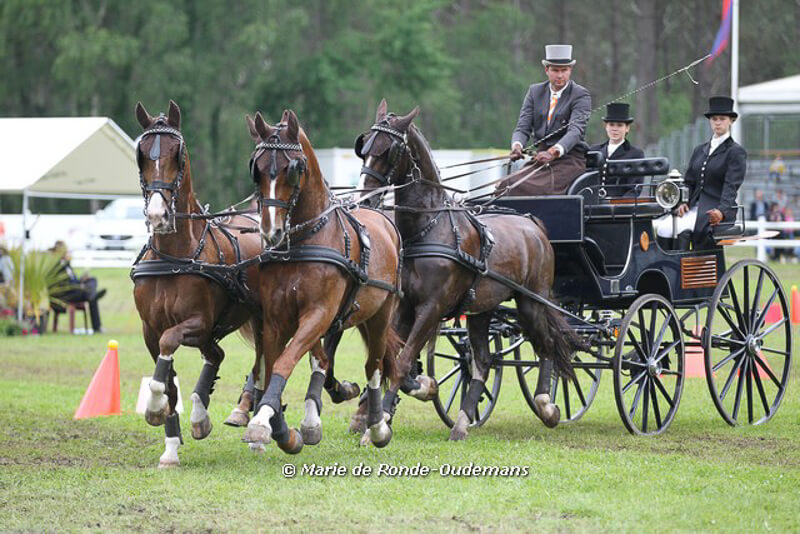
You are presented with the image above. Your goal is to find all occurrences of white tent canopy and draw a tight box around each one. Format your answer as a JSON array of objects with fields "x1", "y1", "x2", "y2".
[
  {"x1": 0, "y1": 117, "x2": 139, "y2": 196},
  {"x1": 738, "y1": 74, "x2": 800, "y2": 115}
]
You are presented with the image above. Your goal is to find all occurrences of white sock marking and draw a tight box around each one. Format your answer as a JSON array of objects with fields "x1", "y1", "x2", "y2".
[
  {"x1": 368, "y1": 369, "x2": 381, "y2": 389},
  {"x1": 159, "y1": 436, "x2": 181, "y2": 466},
  {"x1": 189, "y1": 392, "x2": 208, "y2": 424}
]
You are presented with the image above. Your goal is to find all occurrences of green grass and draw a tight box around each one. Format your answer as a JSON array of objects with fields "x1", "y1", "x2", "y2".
[{"x1": 1, "y1": 251, "x2": 799, "y2": 533}]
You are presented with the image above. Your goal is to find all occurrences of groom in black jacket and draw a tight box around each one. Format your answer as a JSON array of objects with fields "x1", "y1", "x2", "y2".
[{"x1": 589, "y1": 102, "x2": 645, "y2": 196}]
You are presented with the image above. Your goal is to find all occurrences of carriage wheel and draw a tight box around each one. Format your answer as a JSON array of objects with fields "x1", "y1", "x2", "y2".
[
  {"x1": 704, "y1": 260, "x2": 792, "y2": 426},
  {"x1": 426, "y1": 323, "x2": 503, "y2": 428},
  {"x1": 516, "y1": 334, "x2": 603, "y2": 424},
  {"x1": 613, "y1": 294, "x2": 685, "y2": 435}
]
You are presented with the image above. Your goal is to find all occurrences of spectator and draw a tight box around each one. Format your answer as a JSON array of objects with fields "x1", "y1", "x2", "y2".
[
  {"x1": 749, "y1": 189, "x2": 769, "y2": 221},
  {"x1": 784, "y1": 207, "x2": 797, "y2": 262},
  {"x1": 49, "y1": 241, "x2": 106, "y2": 333},
  {"x1": 767, "y1": 203, "x2": 788, "y2": 262},
  {"x1": 0, "y1": 245, "x2": 13, "y2": 286},
  {"x1": 769, "y1": 154, "x2": 786, "y2": 182},
  {"x1": 775, "y1": 189, "x2": 788, "y2": 212}
]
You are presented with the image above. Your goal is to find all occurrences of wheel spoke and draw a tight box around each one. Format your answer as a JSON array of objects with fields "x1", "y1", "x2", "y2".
[
  {"x1": 759, "y1": 346, "x2": 789, "y2": 357},
  {"x1": 659, "y1": 369, "x2": 681, "y2": 376},
  {"x1": 653, "y1": 340, "x2": 681, "y2": 364},
  {"x1": 626, "y1": 329, "x2": 648, "y2": 360},
  {"x1": 481, "y1": 380, "x2": 494, "y2": 403},
  {"x1": 629, "y1": 379, "x2": 645, "y2": 420},
  {"x1": 652, "y1": 375, "x2": 676, "y2": 408},
  {"x1": 522, "y1": 365, "x2": 535, "y2": 376},
  {"x1": 652, "y1": 311, "x2": 672, "y2": 354},
  {"x1": 752, "y1": 362, "x2": 772, "y2": 417},
  {"x1": 444, "y1": 372, "x2": 463, "y2": 414},
  {"x1": 743, "y1": 265, "x2": 750, "y2": 329},
  {"x1": 622, "y1": 369, "x2": 647, "y2": 394},
  {"x1": 720, "y1": 356, "x2": 745, "y2": 401},
  {"x1": 563, "y1": 378, "x2": 572, "y2": 419},
  {"x1": 717, "y1": 303, "x2": 745, "y2": 340},
  {"x1": 749, "y1": 268, "x2": 766, "y2": 329},
  {"x1": 711, "y1": 346, "x2": 747, "y2": 373},
  {"x1": 753, "y1": 353, "x2": 783, "y2": 389},
  {"x1": 581, "y1": 366, "x2": 599, "y2": 382},
  {"x1": 731, "y1": 357, "x2": 748, "y2": 421},
  {"x1": 437, "y1": 365, "x2": 460, "y2": 386},
  {"x1": 756, "y1": 317, "x2": 788, "y2": 340},
  {"x1": 551, "y1": 373, "x2": 559, "y2": 402},
  {"x1": 727, "y1": 281, "x2": 747, "y2": 335},
  {"x1": 711, "y1": 334, "x2": 746, "y2": 346},
  {"x1": 638, "y1": 308, "x2": 650, "y2": 354},
  {"x1": 746, "y1": 357, "x2": 754, "y2": 424},
  {"x1": 647, "y1": 303, "x2": 658, "y2": 354},
  {"x1": 572, "y1": 375, "x2": 588, "y2": 407},
  {"x1": 650, "y1": 381, "x2": 662, "y2": 429},
  {"x1": 752, "y1": 287, "x2": 780, "y2": 333},
  {"x1": 642, "y1": 377, "x2": 650, "y2": 432},
  {"x1": 434, "y1": 352, "x2": 463, "y2": 362}
]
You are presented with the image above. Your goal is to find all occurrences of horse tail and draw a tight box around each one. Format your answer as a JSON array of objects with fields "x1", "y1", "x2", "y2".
[
  {"x1": 526, "y1": 302, "x2": 578, "y2": 382},
  {"x1": 237, "y1": 318, "x2": 257, "y2": 348},
  {"x1": 382, "y1": 324, "x2": 404, "y2": 386}
]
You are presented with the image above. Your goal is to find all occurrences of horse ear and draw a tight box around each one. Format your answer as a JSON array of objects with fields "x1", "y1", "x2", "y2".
[
  {"x1": 135, "y1": 102, "x2": 152, "y2": 129},
  {"x1": 376, "y1": 98, "x2": 388, "y2": 121},
  {"x1": 394, "y1": 106, "x2": 420, "y2": 132},
  {"x1": 285, "y1": 110, "x2": 299, "y2": 141},
  {"x1": 167, "y1": 100, "x2": 181, "y2": 129},
  {"x1": 254, "y1": 112, "x2": 271, "y2": 139},
  {"x1": 245, "y1": 115, "x2": 260, "y2": 142}
]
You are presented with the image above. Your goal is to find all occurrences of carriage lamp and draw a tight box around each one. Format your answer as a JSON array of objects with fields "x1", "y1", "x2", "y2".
[{"x1": 655, "y1": 180, "x2": 681, "y2": 210}]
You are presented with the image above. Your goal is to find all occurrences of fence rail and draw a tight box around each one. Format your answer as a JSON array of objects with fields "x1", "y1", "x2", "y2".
[{"x1": 736, "y1": 218, "x2": 800, "y2": 262}]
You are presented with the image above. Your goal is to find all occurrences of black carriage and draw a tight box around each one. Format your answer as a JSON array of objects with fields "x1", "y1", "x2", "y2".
[{"x1": 426, "y1": 155, "x2": 793, "y2": 435}]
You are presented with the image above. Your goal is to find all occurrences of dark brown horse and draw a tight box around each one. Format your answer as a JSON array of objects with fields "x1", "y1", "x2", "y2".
[
  {"x1": 132, "y1": 101, "x2": 267, "y2": 467},
  {"x1": 357, "y1": 100, "x2": 576, "y2": 440},
  {"x1": 240, "y1": 109, "x2": 403, "y2": 451}
]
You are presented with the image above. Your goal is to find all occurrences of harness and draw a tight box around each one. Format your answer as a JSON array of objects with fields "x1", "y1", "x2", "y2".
[
  {"x1": 130, "y1": 121, "x2": 260, "y2": 339},
  {"x1": 249, "y1": 131, "x2": 403, "y2": 336}
]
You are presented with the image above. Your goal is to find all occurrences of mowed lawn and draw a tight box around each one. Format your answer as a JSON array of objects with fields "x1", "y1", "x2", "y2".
[{"x1": 1, "y1": 252, "x2": 799, "y2": 532}]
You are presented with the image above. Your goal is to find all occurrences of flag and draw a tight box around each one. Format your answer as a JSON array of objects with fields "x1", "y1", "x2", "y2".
[{"x1": 709, "y1": 0, "x2": 733, "y2": 61}]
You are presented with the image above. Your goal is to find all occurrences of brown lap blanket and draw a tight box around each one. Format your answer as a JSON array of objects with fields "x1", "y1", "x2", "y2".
[{"x1": 496, "y1": 148, "x2": 586, "y2": 196}]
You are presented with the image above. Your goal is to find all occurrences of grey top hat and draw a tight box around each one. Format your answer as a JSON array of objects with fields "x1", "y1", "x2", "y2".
[{"x1": 542, "y1": 44, "x2": 576, "y2": 67}]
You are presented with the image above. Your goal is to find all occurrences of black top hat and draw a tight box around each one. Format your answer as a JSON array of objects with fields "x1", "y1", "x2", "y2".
[
  {"x1": 602, "y1": 103, "x2": 634, "y2": 123},
  {"x1": 704, "y1": 96, "x2": 738, "y2": 119}
]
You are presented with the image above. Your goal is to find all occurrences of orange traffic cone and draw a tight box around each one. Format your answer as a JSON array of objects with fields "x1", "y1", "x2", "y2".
[
  {"x1": 791, "y1": 286, "x2": 800, "y2": 325},
  {"x1": 74, "y1": 340, "x2": 121, "y2": 420}
]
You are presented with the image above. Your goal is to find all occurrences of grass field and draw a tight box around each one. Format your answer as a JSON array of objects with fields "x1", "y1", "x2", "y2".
[{"x1": 1, "y1": 250, "x2": 799, "y2": 532}]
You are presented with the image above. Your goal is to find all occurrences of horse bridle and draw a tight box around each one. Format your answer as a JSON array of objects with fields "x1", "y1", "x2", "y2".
[
  {"x1": 354, "y1": 118, "x2": 408, "y2": 186},
  {"x1": 249, "y1": 126, "x2": 307, "y2": 245},
  {"x1": 136, "y1": 119, "x2": 186, "y2": 233}
]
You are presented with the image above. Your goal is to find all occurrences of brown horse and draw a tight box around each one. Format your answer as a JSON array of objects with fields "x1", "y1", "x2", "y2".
[
  {"x1": 357, "y1": 100, "x2": 576, "y2": 440},
  {"x1": 240, "y1": 109, "x2": 402, "y2": 451},
  {"x1": 132, "y1": 101, "x2": 267, "y2": 467}
]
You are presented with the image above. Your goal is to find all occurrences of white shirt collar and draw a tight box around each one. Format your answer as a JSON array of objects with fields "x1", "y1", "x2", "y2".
[
  {"x1": 607, "y1": 140, "x2": 624, "y2": 156},
  {"x1": 709, "y1": 132, "x2": 730, "y2": 155},
  {"x1": 549, "y1": 80, "x2": 570, "y2": 98}
]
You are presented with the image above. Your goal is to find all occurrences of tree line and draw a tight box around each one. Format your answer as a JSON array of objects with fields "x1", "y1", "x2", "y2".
[{"x1": 2, "y1": 0, "x2": 798, "y2": 208}]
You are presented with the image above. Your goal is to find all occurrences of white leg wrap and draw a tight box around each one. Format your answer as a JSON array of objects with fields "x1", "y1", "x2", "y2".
[
  {"x1": 159, "y1": 436, "x2": 181, "y2": 468},
  {"x1": 147, "y1": 380, "x2": 168, "y2": 413},
  {"x1": 251, "y1": 405, "x2": 275, "y2": 428},
  {"x1": 190, "y1": 392, "x2": 208, "y2": 424},
  {"x1": 302, "y1": 398, "x2": 321, "y2": 429}
]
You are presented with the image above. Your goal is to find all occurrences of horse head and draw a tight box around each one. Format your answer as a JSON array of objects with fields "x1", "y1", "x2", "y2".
[
  {"x1": 355, "y1": 99, "x2": 419, "y2": 207},
  {"x1": 134, "y1": 100, "x2": 187, "y2": 234},
  {"x1": 246, "y1": 109, "x2": 309, "y2": 247}
]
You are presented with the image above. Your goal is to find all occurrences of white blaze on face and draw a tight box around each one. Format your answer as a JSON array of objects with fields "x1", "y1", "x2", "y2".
[
  {"x1": 266, "y1": 178, "x2": 278, "y2": 240},
  {"x1": 145, "y1": 159, "x2": 168, "y2": 230},
  {"x1": 359, "y1": 156, "x2": 376, "y2": 191}
]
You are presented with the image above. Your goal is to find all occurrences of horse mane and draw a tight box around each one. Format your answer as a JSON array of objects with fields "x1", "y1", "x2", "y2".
[{"x1": 405, "y1": 123, "x2": 442, "y2": 184}]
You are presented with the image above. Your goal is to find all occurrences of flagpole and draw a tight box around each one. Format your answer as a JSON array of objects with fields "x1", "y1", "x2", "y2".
[{"x1": 731, "y1": 0, "x2": 741, "y2": 141}]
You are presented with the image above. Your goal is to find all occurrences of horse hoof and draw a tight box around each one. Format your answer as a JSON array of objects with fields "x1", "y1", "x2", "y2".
[
  {"x1": 300, "y1": 423, "x2": 322, "y2": 446},
  {"x1": 249, "y1": 442, "x2": 266, "y2": 454},
  {"x1": 534, "y1": 394, "x2": 560, "y2": 428},
  {"x1": 224, "y1": 408, "x2": 250, "y2": 427},
  {"x1": 242, "y1": 423, "x2": 271, "y2": 445},
  {"x1": 368, "y1": 420, "x2": 392, "y2": 448},
  {"x1": 448, "y1": 410, "x2": 470, "y2": 441},
  {"x1": 407, "y1": 375, "x2": 439, "y2": 402},
  {"x1": 340, "y1": 381, "x2": 361, "y2": 402},
  {"x1": 277, "y1": 428, "x2": 304, "y2": 455},
  {"x1": 144, "y1": 406, "x2": 168, "y2": 427},
  {"x1": 191, "y1": 416, "x2": 213, "y2": 440},
  {"x1": 158, "y1": 459, "x2": 179, "y2": 469},
  {"x1": 349, "y1": 413, "x2": 367, "y2": 434}
]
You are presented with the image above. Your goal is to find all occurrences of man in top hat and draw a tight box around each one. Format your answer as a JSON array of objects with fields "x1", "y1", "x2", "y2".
[
  {"x1": 498, "y1": 44, "x2": 592, "y2": 196},
  {"x1": 654, "y1": 96, "x2": 746, "y2": 250},
  {"x1": 589, "y1": 102, "x2": 645, "y2": 196}
]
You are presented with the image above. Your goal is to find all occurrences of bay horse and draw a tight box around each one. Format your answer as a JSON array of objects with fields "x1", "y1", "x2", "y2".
[
  {"x1": 357, "y1": 100, "x2": 576, "y2": 440},
  {"x1": 241, "y1": 109, "x2": 403, "y2": 451},
  {"x1": 132, "y1": 101, "x2": 268, "y2": 467}
]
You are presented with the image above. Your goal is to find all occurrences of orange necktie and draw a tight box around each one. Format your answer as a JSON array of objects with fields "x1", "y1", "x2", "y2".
[{"x1": 548, "y1": 93, "x2": 559, "y2": 123}]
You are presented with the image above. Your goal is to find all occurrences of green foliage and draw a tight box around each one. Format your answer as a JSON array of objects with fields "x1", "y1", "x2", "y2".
[
  {"x1": 1, "y1": 0, "x2": 798, "y2": 205},
  {"x1": 6, "y1": 247, "x2": 69, "y2": 316}
]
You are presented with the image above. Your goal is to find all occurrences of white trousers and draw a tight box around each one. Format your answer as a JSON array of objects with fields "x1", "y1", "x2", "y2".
[{"x1": 653, "y1": 207, "x2": 697, "y2": 238}]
